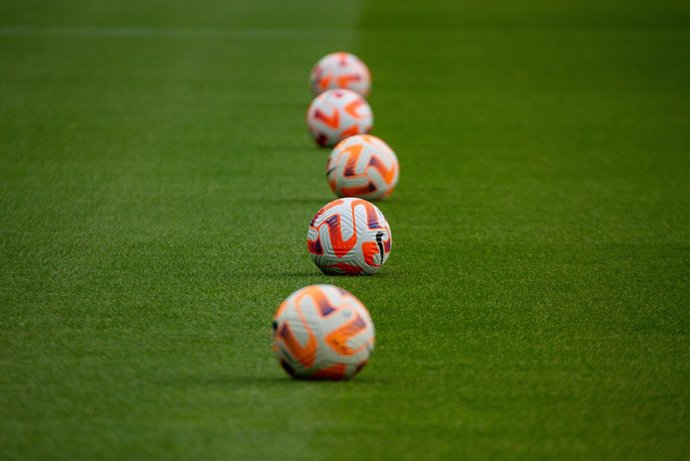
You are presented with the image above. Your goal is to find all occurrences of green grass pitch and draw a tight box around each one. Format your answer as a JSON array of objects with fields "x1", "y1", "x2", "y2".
[{"x1": 1, "y1": 1, "x2": 689, "y2": 459}]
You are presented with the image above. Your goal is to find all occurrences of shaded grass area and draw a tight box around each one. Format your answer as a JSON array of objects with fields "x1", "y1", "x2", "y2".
[{"x1": 1, "y1": 0, "x2": 689, "y2": 459}]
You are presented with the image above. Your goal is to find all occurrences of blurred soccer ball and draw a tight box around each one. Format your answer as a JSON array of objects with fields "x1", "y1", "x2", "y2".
[
  {"x1": 307, "y1": 197, "x2": 392, "y2": 275},
  {"x1": 310, "y1": 52, "x2": 371, "y2": 96},
  {"x1": 272, "y1": 284, "x2": 375, "y2": 380},
  {"x1": 327, "y1": 134, "x2": 399, "y2": 200},
  {"x1": 307, "y1": 89, "x2": 373, "y2": 147}
]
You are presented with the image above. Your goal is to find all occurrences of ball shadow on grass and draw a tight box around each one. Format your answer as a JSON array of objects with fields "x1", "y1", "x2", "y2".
[{"x1": 163, "y1": 373, "x2": 388, "y2": 389}]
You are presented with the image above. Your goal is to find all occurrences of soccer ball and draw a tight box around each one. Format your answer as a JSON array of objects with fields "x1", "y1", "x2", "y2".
[
  {"x1": 307, "y1": 89, "x2": 373, "y2": 147},
  {"x1": 272, "y1": 284, "x2": 375, "y2": 380},
  {"x1": 307, "y1": 197, "x2": 392, "y2": 275},
  {"x1": 310, "y1": 52, "x2": 371, "y2": 96},
  {"x1": 327, "y1": 134, "x2": 400, "y2": 200}
]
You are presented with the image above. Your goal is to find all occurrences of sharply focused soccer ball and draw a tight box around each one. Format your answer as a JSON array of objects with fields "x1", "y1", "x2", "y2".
[
  {"x1": 307, "y1": 197, "x2": 392, "y2": 275},
  {"x1": 327, "y1": 134, "x2": 400, "y2": 200},
  {"x1": 307, "y1": 89, "x2": 373, "y2": 147},
  {"x1": 272, "y1": 284, "x2": 375, "y2": 380},
  {"x1": 310, "y1": 52, "x2": 371, "y2": 96}
]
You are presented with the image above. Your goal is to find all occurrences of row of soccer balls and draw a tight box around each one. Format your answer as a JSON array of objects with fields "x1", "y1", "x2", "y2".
[
  {"x1": 308, "y1": 52, "x2": 399, "y2": 201},
  {"x1": 273, "y1": 53, "x2": 387, "y2": 380}
]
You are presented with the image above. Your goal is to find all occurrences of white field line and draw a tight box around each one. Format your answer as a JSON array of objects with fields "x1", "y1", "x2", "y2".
[{"x1": 0, "y1": 25, "x2": 356, "y2": 40}]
